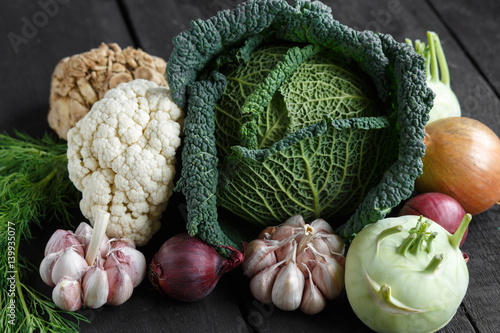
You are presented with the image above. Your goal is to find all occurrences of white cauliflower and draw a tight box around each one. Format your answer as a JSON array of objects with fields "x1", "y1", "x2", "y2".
[{"x1": 67, "y1": 79, "x2": 183, "y2": 246}]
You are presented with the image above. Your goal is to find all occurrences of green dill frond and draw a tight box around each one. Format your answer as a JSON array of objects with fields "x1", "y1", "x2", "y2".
[{"x1": 0, "y1": 131, "x2": 84, "y2": 332}]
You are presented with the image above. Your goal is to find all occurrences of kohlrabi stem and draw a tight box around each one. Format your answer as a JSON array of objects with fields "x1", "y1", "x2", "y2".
[
  {"x1": 410, "y1": 232, "x2": 427, "y2": 255},
  {"x1": 427, "y1": 31, "x2": 439, "y2": 84},
  {"x1": 427, "y1": 31, "x2": 451, "y2": 86},
  {"x1": 449, "y1": 213, "x2": 472, "y2": 249},
  {"x1": 426, "y1": 232, "x2": 438, "y2": 253},
  {"x1": 376, "y1": 225, "x2": 402, "y2": 251},
  {"x1": 397, "y1": 233, "x2": 417, "y2": 256},
  {"x1": 423, "y1": 253, "x2": 445, "y2": 273}
]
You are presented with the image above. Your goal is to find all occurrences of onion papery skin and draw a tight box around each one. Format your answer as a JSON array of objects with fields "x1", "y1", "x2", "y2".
[
  {"x1": 415, "y1": 117, "x2": 500, "y2": 215},
  {"x1": 149, "y1": 233, "x2": 243, "y2": 302},
  {"x1": 398, "y1": 192, "x2": 467, "y2": 246}
]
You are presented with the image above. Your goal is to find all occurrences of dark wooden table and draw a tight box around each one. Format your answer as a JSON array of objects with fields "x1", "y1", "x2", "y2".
[{"x1": 1, "y1": 0, "x2": 499, "y2": 332}]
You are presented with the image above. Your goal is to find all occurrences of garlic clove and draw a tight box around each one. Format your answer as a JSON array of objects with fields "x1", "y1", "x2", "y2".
[
  {"x1": 273, "y1": 225, "x2": 303, "y2": 261},
  {"x1": 52, "y1": 277, "x2": 82, "y2": 311},
  {"x1": 82, "y1": 264, "x2": 109, "y2": 309},
  {"x1": 104, "y1": 246, "x2": 146, "y2": 287},
  {"x1": 39, "y1": 250, "x2": 63, "y2": 287},
  {"x1": 296, "y1": 246, "x2": 316, "y2": 277},
  {"x1": 310, "y1": 218, "x2": 334, "y2": 235},
  {"x1": 316, "y1": 233, "x2": 346, "y2": 256},
  {"x1": 272, "y1": 224, "x2": 301, "y2": 242},
  {"x1": 310, "y1": 251, "x2": 345, "y2": 300},
  {"x1": 105, "y1": 253, "x2": 134, "y2": 306},
  {"x1": 51, "y1": 246, "x2": 89, "y2": 285},
  {"x1": 45, "y1": 229, "x2": 84, "y2": 257},
  {"x1": 300, "y1": 265, "x2": 326, "y2": 315},
  {"x1": 283, "y1": 215, "x2": 305, "y2": 227},
  {"x1": 309, "y1": 236, "x2": 332, "y2": 256},
  {"x1": 271, "y1": 242, "x2": 304, "y2": 311},
  {"x1": 249, "y1": 260, "x2": 283, "y2": 304},
  {"x1": 75, "y1": 222, "x2": 93, "y2": 251},
  {"x1": 242, "y1": 239, "x2": 278, "y2": 279}
]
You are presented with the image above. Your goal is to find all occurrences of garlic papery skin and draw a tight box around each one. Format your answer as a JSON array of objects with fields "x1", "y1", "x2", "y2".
[
  {"x1": 105, "y1": 253, "x2": 134, "y2": 306},
  {"x1": 39, "y1": 250, "x2": 63, "y2": 287},
  {"x1": 82, "y1": 262, "x2": 109, "y2": 309},
  {"x1": 250, "y1": 259, "x2": 284, "y2": 304},
  {"x1": 52, "y1": 277, "x2": 82, "y2": 312},
  {"x1": 108, "y1": 237, "x2": 136, "y2": 250},
  {"x1": 258, "y1": 226, "x2": 277, "y2": 240},
  {"x1": 45, "y1": 229, "x2": 84, "y2": 257},
  {"x1": 271, "y1": 242, "x2": 304, "y2": 311},
  {"x1": 300, "y1": 264, "x2": 326, "y2": 315},
  {"x1": 104, "y1": 246, "x2": 146, "y2": 287},
  {"x1": 51, "y1": 246, "x2": 89, "y2": 285}
]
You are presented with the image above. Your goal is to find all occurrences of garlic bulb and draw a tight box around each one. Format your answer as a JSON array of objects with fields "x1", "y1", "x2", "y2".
[
  {"x1": 243, "y1": 215, "x2": 345, "y2": 315},
  {"x1": 39, "y1": 210, "x2": 146, "y2": 311}
]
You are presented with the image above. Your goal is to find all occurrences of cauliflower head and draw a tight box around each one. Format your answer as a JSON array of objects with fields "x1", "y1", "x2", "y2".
[{"x1": 67, "y1": 79, "x2": 183, "y2": 246}]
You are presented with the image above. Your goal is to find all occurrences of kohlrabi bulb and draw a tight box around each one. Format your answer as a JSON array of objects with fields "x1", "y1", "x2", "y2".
[{"x1": 345, "y1": 214, "x2": 470, "y2": 333}]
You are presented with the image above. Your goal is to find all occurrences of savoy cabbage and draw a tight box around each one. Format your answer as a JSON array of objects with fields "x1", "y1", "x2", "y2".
[{"x1": 167, "y1": 0, "x2": 433, "y2": 250}]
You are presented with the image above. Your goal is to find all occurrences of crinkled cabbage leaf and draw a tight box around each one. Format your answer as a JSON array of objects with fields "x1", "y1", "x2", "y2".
[{"x1": 167, "y1": 0, "x2": 433, "y2": 250}]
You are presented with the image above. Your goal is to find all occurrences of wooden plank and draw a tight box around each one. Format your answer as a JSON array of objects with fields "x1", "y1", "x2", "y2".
[
  {"x1": 117, "y1": 0, "x2": 246, "y2": 60},
  {"x1": 427, "y1": 0, "x2": 500, "y2": 98},
  {"x1": 0, "y1": 0, "x2": 134, "y2": 137},
  {"x1": 459, "y1": 206, "x2": 500, "y2": 333}
]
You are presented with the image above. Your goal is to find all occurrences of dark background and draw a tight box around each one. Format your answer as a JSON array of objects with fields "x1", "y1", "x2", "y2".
[{"x1": 1, "y1": 0, "x2": 499, "y2": 332}]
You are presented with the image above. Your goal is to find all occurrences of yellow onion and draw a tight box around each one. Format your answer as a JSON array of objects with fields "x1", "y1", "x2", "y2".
[{"x1": 415, "y1": 117, "x2": 500, "y2": 215}]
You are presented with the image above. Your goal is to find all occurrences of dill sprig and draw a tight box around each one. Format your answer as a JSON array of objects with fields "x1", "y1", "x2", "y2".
[{"x1": 0, "y1": 131, "x2": 88, "y2": 333}]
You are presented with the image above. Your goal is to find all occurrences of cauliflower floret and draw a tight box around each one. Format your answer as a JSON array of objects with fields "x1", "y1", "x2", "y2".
[{"x1": 67, "y1": 79, "x2": 183, "y2": 246}]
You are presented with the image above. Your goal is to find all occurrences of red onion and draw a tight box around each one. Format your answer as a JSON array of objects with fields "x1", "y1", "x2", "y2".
[
  {"x1": 149, "y1": 234, "x2": 244, "y2": 301},
  {"x1": 398, "y1": 192, "x2": 468, "y2": 246}
]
